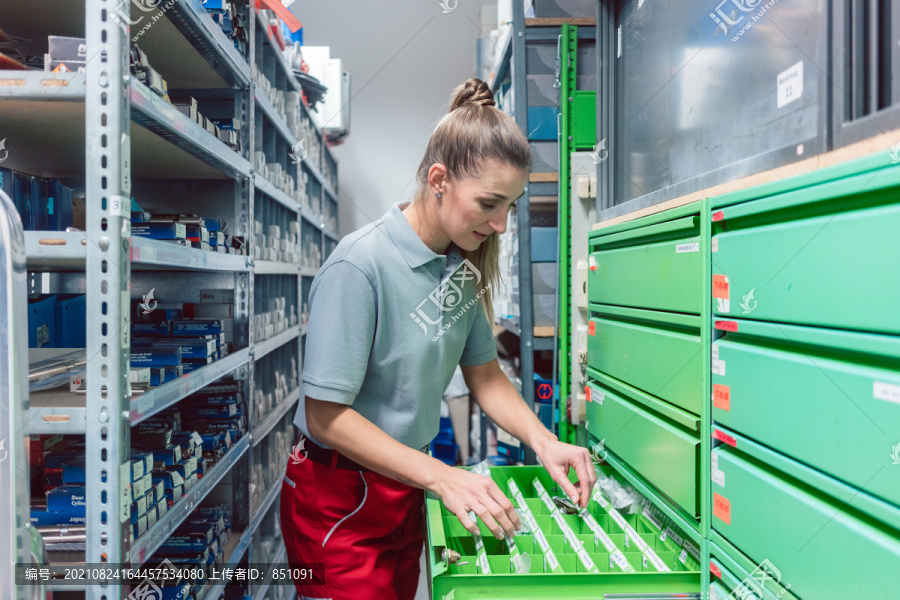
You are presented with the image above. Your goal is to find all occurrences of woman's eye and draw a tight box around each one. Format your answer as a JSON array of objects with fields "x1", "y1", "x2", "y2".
[{"x1": 481, "y1": 201, "x2": 497, "y2": 210}]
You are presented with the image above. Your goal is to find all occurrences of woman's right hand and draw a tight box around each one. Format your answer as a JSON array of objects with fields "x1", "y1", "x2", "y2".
[{"x1": 432, "y1": 465, "x2": 521, "y2": 540}]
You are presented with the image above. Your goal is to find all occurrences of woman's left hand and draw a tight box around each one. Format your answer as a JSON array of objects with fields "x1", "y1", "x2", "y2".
[{"x1": 534, "y1": 439, "x2": 597, "y2": 509}]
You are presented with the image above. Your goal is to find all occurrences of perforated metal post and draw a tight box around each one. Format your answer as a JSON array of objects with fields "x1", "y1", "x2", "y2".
[{"x1": 84, "y1": 0, "x2": 132, "y2": 596}]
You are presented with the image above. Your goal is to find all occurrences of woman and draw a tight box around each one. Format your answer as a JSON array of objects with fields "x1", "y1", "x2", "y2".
[{"x1": 280, "y1": 78, "x2": 596, "y2": 600}]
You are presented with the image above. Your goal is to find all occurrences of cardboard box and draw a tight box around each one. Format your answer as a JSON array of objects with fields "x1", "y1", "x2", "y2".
[
  {"x1": 131, "y1": 222, "x2": 187, "y2": 240},
  {"x1": 54, "y1": 293, "x2": 86, "y2": 347},
  {"x1": 28, "y1": 295, "x2": 57, "y2": 348}
]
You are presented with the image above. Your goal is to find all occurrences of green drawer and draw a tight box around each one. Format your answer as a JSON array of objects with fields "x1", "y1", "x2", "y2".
[
  {"x1": 711, "y1": 171, "x2": 900, "y2": 335},
  {"x1": 709, "y1": 557, "x2": 793, "y2": 600},
  {"x1": 585, "y1": 380, "x2": 699, "y2": 516},
  {"x1": 586, "y1": 310, "x2": 703, "y2": 415},
  {"x1": 712, "y1": 445, "x2": 900, "y2": 598},
  {"x1": 425, "y1": 466, "x2": 700, "y2": 599},
  {"x1": 588, "y1": 214, "x2": 702, "y2": 314},
  {"x1": 712, "y1": 319, "x2": 900, "y2": 508}
]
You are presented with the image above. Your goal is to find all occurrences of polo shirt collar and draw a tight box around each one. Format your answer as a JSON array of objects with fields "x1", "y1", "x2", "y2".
[{"x1": 384, "y1": 201, "x2": 461, "y2": 269}]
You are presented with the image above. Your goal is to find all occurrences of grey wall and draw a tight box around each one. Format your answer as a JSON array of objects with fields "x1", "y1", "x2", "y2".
[{"x1": 293, "y1": 0, "x2": 498, "y2": 235}]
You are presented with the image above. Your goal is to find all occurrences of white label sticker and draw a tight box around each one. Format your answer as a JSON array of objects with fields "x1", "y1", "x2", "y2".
[
  {"x1": 109, "y1": 194, "x2": 130, "y2": 217},
  {"x1": 596, "y1": 391, "x2": 605, "y2": 405},
  {"x1": 711, "y1": 451, "x2": 719, "y2": 470},
  {"x1": 679, "y1": 549, "x2": 688, "y2": 564},
  {"x1": 545, "y1": 550, "x2": 559, "y2": 572},
  {"x1": 710, "y1": 586, "x2": 719, "y2": 600},
  {"x1": 659, "y1": 529, "x2": 667, "y2": 542},
  {"x1": 534, "y1": 529, "x2": 549, "y2": 552},
  {"x1": 121, "y1": 290, "x2": 131, "y2": 349},
  {"x1": 777, "y1": 60, "x2": 804, "y2": 108},
  {"x1": 588, "y1": 255, "x2": 596, "y2": 269},
  {"x1": 874, "y1": 381, "x2": 900, "y2": 404},
  {"x1": 120, "y1": 462, "x2": 131, "y2": 523},
  {"x1": 611, "y1": 549, "x2": 634, "y2": 573},
  {"x1": 643, "y1": 554, "x2": 648, "y2": 569},
  {"x1": 477, "y1": 552, "x2": 490, "y2": 574},
  {"x1": 121, "y1": 133, "x2": 131, "y2": 194},
  {"x1": 712, "y1": 469, "x2": 726, "y2": 488},
  {"x1": 716, "y1": 297, "x2": 731, "y2": 313},
  {"x1": 712, "y1": 237, "x2": 719, "y2": 253},
  {"x1": 712, "y1": 343, "x2": 719, "y2": 361},
  {"x1": 712, "y1": 359, "x2": 726, "y2": 376},
  {"x1": 577, "y1": 547, "x2": 596, "y2": 571},
  {"x1": 642, "y1": 506, "x2": 662, "y2": 531},
  {"x1": 665, "y1": 527, "x2": 684, "y2": 547},
  {"x1": 676, "y1": 242, "x2": 700, "y2": 253},
  {"x1": 684, "y1": 540, "x2": 701, "y2": 561}
]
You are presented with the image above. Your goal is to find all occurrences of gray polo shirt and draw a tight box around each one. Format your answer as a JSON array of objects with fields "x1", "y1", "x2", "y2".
[{"x1": 293, "y1": 201, "x2": 498, "y2": 451}]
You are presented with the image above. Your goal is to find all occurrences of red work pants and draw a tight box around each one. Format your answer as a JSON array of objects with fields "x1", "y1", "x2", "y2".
[{"x1": 279, "y1": 447, "x2": 425, "y2": 600}]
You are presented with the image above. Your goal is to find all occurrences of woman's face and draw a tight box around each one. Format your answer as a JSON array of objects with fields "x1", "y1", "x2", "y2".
[{"x1": 438, "y1": 159, "x2": 528, "y2": 252}]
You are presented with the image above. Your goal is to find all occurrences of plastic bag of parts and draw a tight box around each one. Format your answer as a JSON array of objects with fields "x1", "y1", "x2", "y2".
[
  {"x1": 464, "y1": 458, "x2": 533, "y2": 574},
  {"x1": 594, "y1": 468, "x2": 643, "y2": 514},
  {"x1": 29, "y1": 349, "x2": 86, "y2": 392}
]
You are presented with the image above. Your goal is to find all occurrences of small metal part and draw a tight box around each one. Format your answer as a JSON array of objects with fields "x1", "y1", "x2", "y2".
[
  {"x1": 552, "y1": 495, "x2": 578, "y2": 514},
  {"x1": 457, "y1": 561, "x2": 469, "y2": 566},
  {"x1": 441, "y1": 548, "x2": 462, "y2": 565}
]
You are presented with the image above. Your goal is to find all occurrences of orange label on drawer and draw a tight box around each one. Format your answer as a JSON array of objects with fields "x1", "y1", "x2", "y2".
[
  {"x1": 712, "y1": 211, "x2": 725, "y2": 222},
  {"x1": 713, "y1": 429, "x2": 737, "y2": 447},
  {"x1": 588, "y1": 321, "x2": 595, "y2": 336},
  {"x1": 715, "y1": 320, "x2": 739, "y2": 332},
  {"x1": 585, "y1": 386, "x2": 591, "y2": 402},
  {"x1": 713, "y1": 493, "x2": 731, "y2": 524},
  {"x1": 712, "y1": 275, "x2": 730, "y2": 299},
  {"x1": 710, "y1": 561, "x2": 722, "y2": 579},
  {"x1": 713, "y1": 384, "x2": 731, "y2": 411}
]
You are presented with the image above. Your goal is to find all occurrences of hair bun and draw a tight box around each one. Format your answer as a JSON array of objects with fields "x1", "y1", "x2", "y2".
[{"x1": 450, "y1": 78, "x2": 496, "y2": 112}]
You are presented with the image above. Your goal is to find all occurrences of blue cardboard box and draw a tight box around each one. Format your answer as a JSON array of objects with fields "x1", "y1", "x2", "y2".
[
  {"x1": 46, "y1": 180, "x2": 74, "y2": 231},
  {"x1": 130, "y1": 347, "x2": 181, "y2": 367},
  {"x1": 131, "y1": 222, "x2": 187, "y2": 240},
  {"x1": 28, "y1": 294, "x2": 57, "y2": 348},
  {"x1": 29, "y1": 178, "x2": 48, "y2": 230},
  {"x1": 55, "y1": 293, "x2": 86, "y2": 347},
  {"x1": 12, "y1": 172, "x2": 30, "y2": 230},
  {"x1": 46, "y1": 485, "x2": 87, "y2": 512},
  {"x1": 530, "y1": 227, "x2": 558, "y2": 263}
]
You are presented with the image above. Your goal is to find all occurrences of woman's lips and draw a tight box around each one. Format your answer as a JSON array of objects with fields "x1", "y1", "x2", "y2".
[{"x1": 474, "y1": 231, "x2": 488, "y2": 241}]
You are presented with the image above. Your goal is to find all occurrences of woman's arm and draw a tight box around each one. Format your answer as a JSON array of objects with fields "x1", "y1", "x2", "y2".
[
  {"x1": 306, "y1": 397, "x2": 521, "y2": 539},
  {"x1": 460, "y1": 360, "x2": 596, "y2": 508}
]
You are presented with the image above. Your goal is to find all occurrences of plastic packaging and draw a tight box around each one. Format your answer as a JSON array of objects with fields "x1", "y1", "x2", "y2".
[{"x1": 29, "y1": 349, "x2": 86, "y2": 391}]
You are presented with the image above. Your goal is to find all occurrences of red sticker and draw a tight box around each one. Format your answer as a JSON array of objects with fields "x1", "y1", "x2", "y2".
[
  {"x1": 588, "y1": 321, "x2": 596, "y2": 336},
  {"x1": 710, "y1": 561, "x2": 722, "y2": 579},
  {"x1": 713, "y1": 429, "x2": 737, "y2": 447},
  {"x1": 713, "y1": 492, "x2": 732, "y2": 524},
  {"x1": 712, "y1": 274, "x2": 730, "y2": 299},
  {"x1": 712, "y1": 211, "x2": 725, "y2": 222},
  {"x1": 713, "y1": 384, "x2": 731, "y2": 411},
  {"x1": 585, "y1": 386, "x2": 591, "y2": 402},
  {"x1": 715, "y1": 320, "x2": 739, "y2": 332}
]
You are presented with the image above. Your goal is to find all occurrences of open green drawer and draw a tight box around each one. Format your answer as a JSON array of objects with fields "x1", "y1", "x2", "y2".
[
  {"x1": 712, "y1": 319, "x2": 900, "y2": 508},
  {"x1": 586, "y1": 308, "x2": 703, "y2": 416},
  {"x1": 425, "y1": 466, "x2": 700, "y2": 599},
  {"x1": 585, "y1": 378, "x2": 700, "y2": 517},
  {"x1": 711, "y1": 444, "x2": 900, "y2": 598},
  {"x1": 588, "y1": 212, "x2": 702, "y2": 314},
  {"x1": 711, "y1": 166, "x2": 900, "y2": 335}
]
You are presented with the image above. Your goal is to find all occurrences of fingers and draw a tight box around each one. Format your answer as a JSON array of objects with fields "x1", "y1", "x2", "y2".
[
  {"x1": 485, "y1": 485, "x2": 520, "y2": 537},
  {"x1": 573, "y1": 451, "x2": 594, "y2": 508},
  {"x1": 455, "y1": 509, "x2": 479, "y2": 537}
]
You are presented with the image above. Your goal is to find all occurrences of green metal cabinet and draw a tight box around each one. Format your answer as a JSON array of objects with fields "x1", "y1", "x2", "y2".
[
  {"x1": 711, "y1": 444, "x2": 900, "y2": 598},
  {"x1": 587, "y1": 309, "x2": 704, "y2": 416},
  {"x1": 708, "y1": 555, "x2": 796, "y2": 600},
  {"x1": 424, "y1": 466, "x2": 700, "y2": 598},
  {"x1": 585, "y1": 379, "x2": 700, "y2": 516},
  {"x1": 711, "y1": 318, "x2": 900, "y2": 508},
  {"x1": 710, "y1": 166, "x2": 900, "y2": 335}
]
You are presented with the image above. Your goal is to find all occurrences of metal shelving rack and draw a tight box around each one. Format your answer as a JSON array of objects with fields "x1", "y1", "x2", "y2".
[{"x1": 2, "y1": 1, "x2": 340, "y2": 598}]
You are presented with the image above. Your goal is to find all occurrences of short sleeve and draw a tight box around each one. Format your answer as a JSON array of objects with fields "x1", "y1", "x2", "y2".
[
  {"x1": 459, "y1": 300, "x2": 498, "y2": 366},
  {"x1": 301, "y1": 260, "x2": 376, "y2": 404}
]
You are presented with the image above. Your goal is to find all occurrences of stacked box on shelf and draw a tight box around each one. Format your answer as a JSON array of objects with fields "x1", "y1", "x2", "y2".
[
  {"x1": 0, "y1": 166, "x2": 74, "y2": 232},
  {"x1": 253, "y1": 355, "x2": 299, "y2": 425},
  {"x1": 250, "y1": 414, "x2": 294, "y2": 513},
  {"x1": 132, "y1": 213, "x2": 244, "y2": 255},
  {"x1": 586, "y1": 203, "x2": 708, "y2": 525},
  {"x1": 706, "y1": 159, "x2": 900, "y2": 597}
]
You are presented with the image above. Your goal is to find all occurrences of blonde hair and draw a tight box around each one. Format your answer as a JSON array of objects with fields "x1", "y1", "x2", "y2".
[{"x1": 414, "y1": 78, "x2": 532, "y2": 324}]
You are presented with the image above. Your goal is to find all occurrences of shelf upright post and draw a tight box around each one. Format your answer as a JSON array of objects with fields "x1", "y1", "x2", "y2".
[
  {"x1": 511, "y1": 0, "x2": 537, "y2": 466},
  {"x1": 0, "y1": 189, "x2": 32, "y2": 600},
  {"x1": 84, "y1": 0, "x2": 132, "y2": 593}
]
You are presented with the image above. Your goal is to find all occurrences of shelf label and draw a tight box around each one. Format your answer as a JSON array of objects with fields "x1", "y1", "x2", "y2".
[
  {"x1": 713, "y1": 429, "x2": 737, "y2": 447},
  {"x1": 710, "y1": 561, "x2": 722, "y2": 579},
  {"x1": 711, "y1": 343, "x2": 719, "y2": 360},
  {"x1": 684, "y1": 540, "x2": 701, "y2": 561},
  {"x1": 679, "y1": 549, "x2": 688, "y2": 564},
  {"x1": 109, "y1": 194, "x2": 129, "y2": 218},
  {"x1": 676, "y1": 242, "x2": 699, "y2": 253},
  {"x1": 588, "y1": 255, "x2": 596, "y2": 271},
  {"x1": 712, "y1": 237, "x2": 719, "y2": 253},
  {"x1": 642, "y1": 506, "x2": 662, "y2": 531},
  {"x1": 585, "y1": 385, "x2": 591, "y2": 402},
  {"x1": 874, "y1": 381, "x2": 900, "y2": 405},
  {"x1": 665, "y1": 526, "x2": 683, "y2": 547},
  {"x1": 712, "y1": 211, "x2": 725, "y2": 222},
  {"x1": 711, "y1": 359, "x2": 726, "y2": 377},
  {"x1": 712, "y1": 275, "x2": 730, "y2": 299},
  {"x1": 712, "y1": 468, "x2": 726, "y2": 488},
  {"x1": 120, "y1": 461, "x2": 131, "y2": 523},
  {"x1": 713, "y1": 384, "x2": 731, "y2": 411},
  {"x1": 588, "y1": 321, "x2": 595, "y2": 336},
  {"x1": 777, "y1": 60, "x2": 804, "y2": 108},
  {"x1": 713, "y1": 492, "x2": 732, "y2": 525}
]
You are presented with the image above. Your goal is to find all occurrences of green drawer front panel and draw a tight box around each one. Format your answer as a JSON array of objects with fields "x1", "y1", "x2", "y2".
[
  {"x1": 712, "y1": 446, "x2": 900, "y2": 598},
  {"x1": 586, "y1": 381, "x2": 699, "y2": 516},
  {"x1": 712, "y1": 320, "x2": 900, "y2": 508},
  {"x1": 712, "y1": 196, "x2": 900, "y2": 335},
  {"x1": 587, "y1": 315, "x2": 703, "y2": 415},
  {"x1": 588, "y1": 214, "x2": 701, "y2": 314}
]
